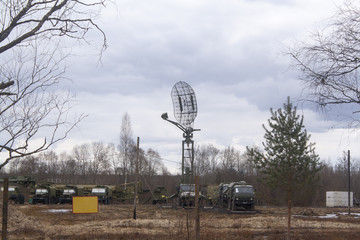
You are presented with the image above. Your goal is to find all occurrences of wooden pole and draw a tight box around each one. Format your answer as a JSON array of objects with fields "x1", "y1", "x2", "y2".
[
  {"x1": 2, "y1": 177, "x2": 9, "y2": 240},
  {"x1": 348, "y1": 150, "x2": 351, "y2": 215},
  {"x1": 133, "y1": 137, "x2": 140, "y2": 220},
  {"x1": 195, "y1": 176, "x2": 200, "y2": 240}
]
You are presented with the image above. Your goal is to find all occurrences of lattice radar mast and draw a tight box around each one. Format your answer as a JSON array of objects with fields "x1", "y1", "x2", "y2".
[{"x1": 161, "y1": 81, "x2": 200, "y2": 183}]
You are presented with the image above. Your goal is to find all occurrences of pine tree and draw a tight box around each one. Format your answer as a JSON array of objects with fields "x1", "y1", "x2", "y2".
[{"x1": 247, "y1": 96, "x2": 323, "y2": 240}]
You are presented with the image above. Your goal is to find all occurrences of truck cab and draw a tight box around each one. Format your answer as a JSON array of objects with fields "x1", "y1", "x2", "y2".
[
  {"x1": 91, "y1": 186, "x2": 111, "y2": 204},
  {"x1": 227, "y1": 182, "x2": 254, "y2": 211},
  {"x1": 178, "y1": 184, "x2": 196, "y2": 207},
  {"x1": 59, "y1": 185, "x2": 78, "y2": 204}
]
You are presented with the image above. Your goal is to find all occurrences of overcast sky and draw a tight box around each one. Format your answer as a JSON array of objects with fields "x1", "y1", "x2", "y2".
[{"x1": 51, "y1": 0, "x2": 360, "y2": 174}]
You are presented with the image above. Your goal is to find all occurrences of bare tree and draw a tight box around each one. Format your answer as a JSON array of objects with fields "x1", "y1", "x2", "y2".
[
  {"x1": 58, "y1": 152, "x2": 78, "y2": 177},
  {"x1": 38, "y1": 150, "x2": 59, "y2": 176},
  {"x1": 290, "y1": 0, "x2": 360, "y2": 125},
  {"x1": 72, "y1": 143, "x2": 91, "y2": 178},
  {"x1": 194, "y1": 145, "x2": 212, "y2": 177},
  {"x1": 108, "y1": 143, "x2": 120, "y2": 174},
  {"x1": 144, "y1": 148, "x2": 162, "y2": 177},
  {"x1": 89, "y1": 142, "x2": 110, "y2": 179},
  {"x1": 0, "y1": 0, "x2": 109, "y2": 170},
  {"x1": 118, "y1": 112, "x2": 135, "y2": 183}
]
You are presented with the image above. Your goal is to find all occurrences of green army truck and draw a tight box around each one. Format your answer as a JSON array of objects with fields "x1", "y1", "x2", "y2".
[
  {"x1": 91, "y1": 185, "x2": 112, "y2": 204},
  {"x1": 59, "y1": 185, "x2": 78, "y2": 204},
  {"x1": 1, "y1": 185, "x2": 25, "y2": 204},
  {"x1": 152, "y1": 186, "x2": 168, "y2": 204},
  {"x1": 178, "y1": 183, "x2": 195, "y2": 207},
  {"x1": 176, "y1": 183, "x2": 206, "y2": 207},
  {"x1": 111, "y1": 181, "x2": 142, "y2": 203},
  {"x1": 31, "y1": 184, "x2": 65, "y2": 204},
  {"x1": 206, "y1": 185, "x2": 219, "y2": 207},
  {"x1": 219, "y1": 183, "x2": 229, "y2": 208},
  {"x1": 227, "y1": 181, "x2": 255, "y2": 211},
  {"x1": 0, "y1": 176, "x2": 35, "y2": 204}
]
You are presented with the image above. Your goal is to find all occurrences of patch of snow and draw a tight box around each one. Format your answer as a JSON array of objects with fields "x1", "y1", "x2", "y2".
[
  {"x1": 43, "y1": 209, "x2": 72, "y2": 213},
  {"x1": 317, "y1": 214, "x2": 338, "y2": 219}
]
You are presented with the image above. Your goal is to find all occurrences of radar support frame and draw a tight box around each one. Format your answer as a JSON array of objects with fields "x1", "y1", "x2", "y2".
[{"x1": 161, "y1": 81, "x2": 200, "y2": 184}]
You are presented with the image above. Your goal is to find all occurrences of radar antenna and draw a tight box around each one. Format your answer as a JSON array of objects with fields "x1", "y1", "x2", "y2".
[{"x1": 161, "y1": 81, "x2": 200, "y2": 183}]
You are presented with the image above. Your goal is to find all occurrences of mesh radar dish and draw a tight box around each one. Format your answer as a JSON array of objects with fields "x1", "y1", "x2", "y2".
[{"x1": 171, "y1": 81, "x2": 198, "y2": 129}]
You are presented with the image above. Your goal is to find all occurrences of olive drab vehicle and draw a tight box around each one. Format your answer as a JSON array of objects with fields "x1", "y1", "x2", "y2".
[
  {"x1": 59, "y1": 185, "x2": 78, "y2": 204},
  {"x1": 31, "y1": 184, "x2": 66, "y2": 204},
  {"x1": 90, "y1": 185, "x2": 112, "y2": 204},
  {"x1": 0, "y1": 176, "x2": 35, "y2": 204},
  {"x1": 205, "y1": 185, "x2": 219, "y2": 206},
  {"x1": 226, "y1": 181, "x2": 255, "y2": 211},
  {"x1": 111, "y1": 181, "x2": 142, "y2": 203},
  {"x1": 219, "y1": 183, "x2": 229, "y2": 207},
  {"x1": 1, "y1": 186, "x2": 25, "y2": 204},
  {"x1": 177, "y1": 183, "x2": 196, "y2": 207},
  {"x1": 152, "y1": 186, "x2": 168, "y2": 204}
]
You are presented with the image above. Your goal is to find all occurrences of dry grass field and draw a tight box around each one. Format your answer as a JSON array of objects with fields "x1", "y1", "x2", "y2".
[{"x1": 2, "y1": 203, "x2": 360, "y2": 239}]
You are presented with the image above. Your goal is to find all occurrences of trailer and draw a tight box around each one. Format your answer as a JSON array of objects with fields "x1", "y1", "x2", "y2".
[{"x1": 326, "y1": 191, "x2": 353, "y2": 207}]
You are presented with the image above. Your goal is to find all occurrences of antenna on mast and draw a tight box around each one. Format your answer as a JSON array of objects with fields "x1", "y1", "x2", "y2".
[{"x1": 161, "y1": 81, "x2": 200, "y2": 183}]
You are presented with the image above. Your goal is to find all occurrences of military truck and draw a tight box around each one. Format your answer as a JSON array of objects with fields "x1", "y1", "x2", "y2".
[
  {"x1": 90, "y1": 185, "x2": 112, "y2": 204},
  {"x1": 1, "y1": 186, "x2": 25, "y2": 204},
  {"x1": 31, "y1": 184, "x2": 65, "y2": 204},
  {"x1": 205, "y1": 185, "x2": 219, "y2": 206},
  {"x1": 177, "y1": 183, "x2": 196, "y2": 207},
  {"x1": 0, "y1": 176, "x2": 35, "y2": 203},
  {"x1": 226, "y1": 181, "x2": 255, "y2": 211},
  {"x1": 59, "y1": 185, "x2": 78, "y2": 204},
  {"x1": 218, "y1": 183, "x2": 229, "y2": 207},
  {"x1": 152, "y1": 186, "x2": 168, "y2": 204},
  {"x1": 111, "y1": 181, "x2": 142, "y2": 203}
]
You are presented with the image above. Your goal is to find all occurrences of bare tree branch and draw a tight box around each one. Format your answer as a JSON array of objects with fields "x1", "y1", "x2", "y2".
[
  {"x1": 0, "y1": 0, "x2": 109, "y2": 170},
  {"x1": 289, "y1": 0, "x2": 360, "y2": 125},
  {"x1": 0, "y1": 0, "x2": 107, "y2": 54}
]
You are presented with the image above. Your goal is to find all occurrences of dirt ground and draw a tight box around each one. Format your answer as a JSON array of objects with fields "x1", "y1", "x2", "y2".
[{"x1": 2, "y1": 203, "x2": 360, "y2": 239}]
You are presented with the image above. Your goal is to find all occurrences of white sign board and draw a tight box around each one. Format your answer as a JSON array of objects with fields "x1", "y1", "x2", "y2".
[{"x1": 326, "y1": 191, "x2": 353, "y2": 207}]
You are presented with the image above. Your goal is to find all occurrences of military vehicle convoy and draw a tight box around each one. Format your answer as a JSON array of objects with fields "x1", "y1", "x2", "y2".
[
  {"x1": 30, "y1": 183, "x2": 139, "y2": 204},
  {"x1": 0, "y1": 176, "x2": 254, "y2": 212},
  {"x1": 0, "y1": 177, "x2": 143, "y2": 205}
]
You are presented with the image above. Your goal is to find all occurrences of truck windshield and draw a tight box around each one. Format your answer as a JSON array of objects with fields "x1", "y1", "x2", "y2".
[
  {"x1": 36, "y1": 189, "x2": 48, "y2": 194},
  {"x1": 92, "y1": 188, "x2": 106, "y2": 193},
  {"x1": 235, "y1": 187, "x2": 253, "y2": 194},
  {"x1": 64, "y1": 189, "x2": 75, "y2": 194},
  {"x1": 1, "y1": 187, "x2": 16, "y2": 192},
  {"x1": 180, "y1": 185, "x2": 195, "y2": 192}
]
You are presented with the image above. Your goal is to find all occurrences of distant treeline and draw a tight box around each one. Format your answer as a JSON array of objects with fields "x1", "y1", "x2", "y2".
[{"x1": 2, "y1": 142, "x2": 359, "y2": 207}]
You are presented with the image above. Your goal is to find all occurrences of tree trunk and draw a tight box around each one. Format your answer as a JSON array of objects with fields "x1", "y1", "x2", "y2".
[{"x1": 287, "y1": 174, "x2": 293, "y2": 240}]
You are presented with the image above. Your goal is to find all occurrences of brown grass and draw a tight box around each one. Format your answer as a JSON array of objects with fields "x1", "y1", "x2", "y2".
[{"x1": 1, "y1": 204, "x2": 360, "y2": 239}]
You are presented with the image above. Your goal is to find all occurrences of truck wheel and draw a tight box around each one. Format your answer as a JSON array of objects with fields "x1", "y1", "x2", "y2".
[{"x1": 18, "y1": 195, "x2": 25, "y2": 204}]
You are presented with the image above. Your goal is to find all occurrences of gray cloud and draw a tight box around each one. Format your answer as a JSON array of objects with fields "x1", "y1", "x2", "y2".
[{"x1": 50, "y1": 0, "x2": 354, "y2": 174}]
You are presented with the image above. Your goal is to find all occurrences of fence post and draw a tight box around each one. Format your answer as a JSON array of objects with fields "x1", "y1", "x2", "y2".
[
  {"x1": 2, "y1": 177, "x2": 9, "y2": 240},
  {"x1": 195, "y1": 175, "x2": 200, "y2": 240}
]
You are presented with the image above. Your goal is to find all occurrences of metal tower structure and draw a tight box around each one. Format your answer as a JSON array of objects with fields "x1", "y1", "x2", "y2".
[{"x1": 161, "y1": 81, "x2": 200, "y2": 183}]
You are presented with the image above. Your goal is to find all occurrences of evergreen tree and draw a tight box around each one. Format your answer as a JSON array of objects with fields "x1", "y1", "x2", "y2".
[{"x1": 247, "y1": 96, "x2": 323, "y2": 239}]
